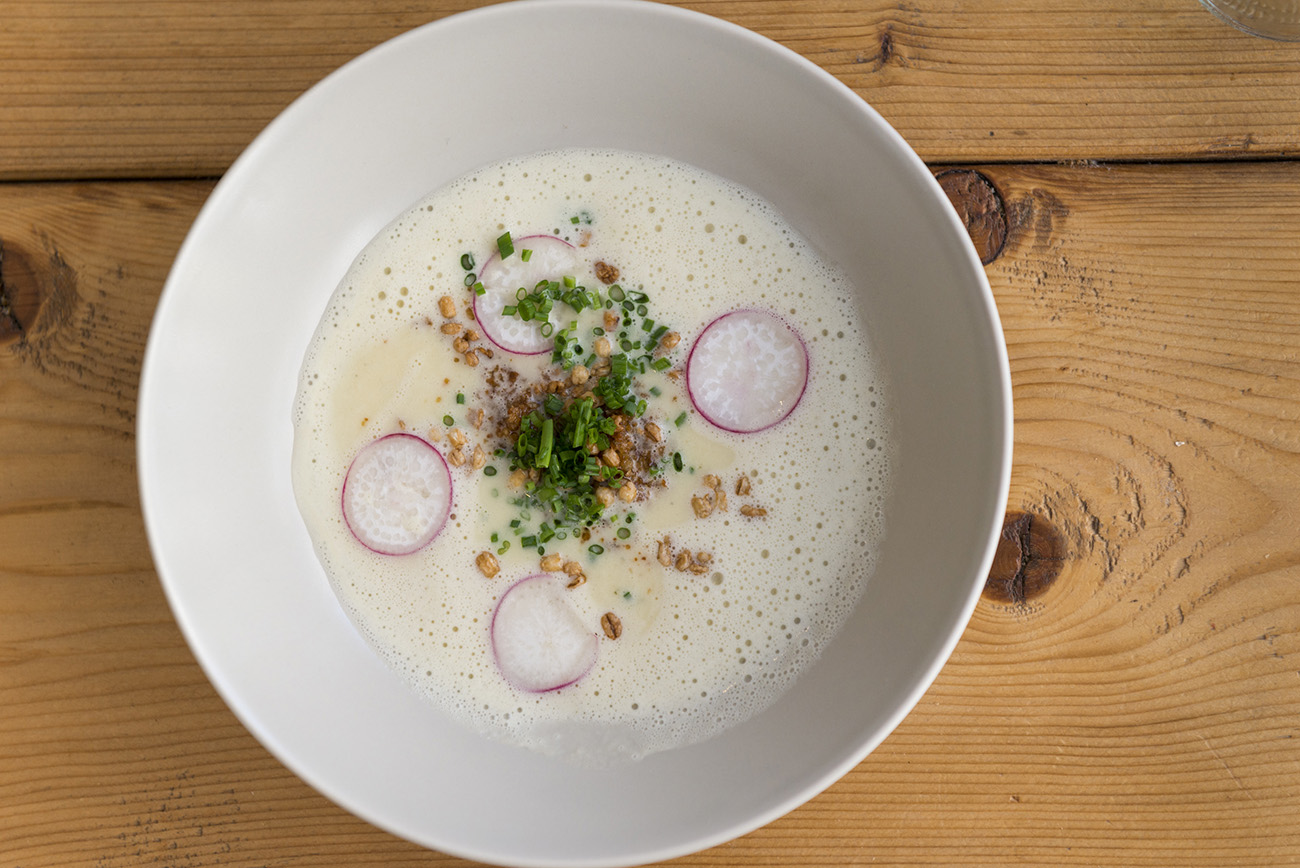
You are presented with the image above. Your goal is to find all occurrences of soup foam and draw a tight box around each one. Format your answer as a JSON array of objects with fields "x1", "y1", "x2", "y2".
[{"x1": 292, "y1": 148, "x2": 891, "y2": 763}]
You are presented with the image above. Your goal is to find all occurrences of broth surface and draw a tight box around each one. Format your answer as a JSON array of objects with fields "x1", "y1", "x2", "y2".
[{"x1": 292, "y1": 149, "x2": 891, "y2": 762}]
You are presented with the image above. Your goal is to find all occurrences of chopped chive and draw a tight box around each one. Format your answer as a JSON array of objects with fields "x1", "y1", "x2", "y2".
[
  {"x1": 521, "y1": 535, "x2": 537, "y2": 548},
  {"x1": 463, "y1": 272, "x2": 477, "y2": 287},
  {"x1": 649, "y1": 385, "x2": 662, "y2": 397},
  {"x1": 622, "y1": 590, "x2": 632, "y2": 600},
  {"x1": 570, "y1": 215, "x2": 580, "y2": 224},
  {"x1": 652, "y1": 357, "x2": 672, "y2": 371},
  {"x1": 535, "y1": 418, "x2": 554, "y2": 468},
  {"x1": 497, "y1": 541, "x2": 510, "y2": 554},
  {"x1": 460, "y1": 253, "x2": 475, "y2": 271},
  {"x1": 473, "y1": 282, "x2": 486, "y2": 296},
  {"x1": 510, "y1": 518, "x2": 521, "y2": 528},
  {"x1": 483, "y1": 465, "x2": 498, "y2": 477},
  {"x1": 521, "y1": 248, "x2": 533, "y2": 262},
  {"x1": 490, "y1": 532, "x2": 499, "y2": 543},
  {"x1": 616, "y1": 527, "x2": 631, "y2": 540},
  {"x1": 443, "y1": 414, "x2": 455, "y2": 426},
  {"x1": 589, "y1": 544, "x2": 605, "y2": 555},
  {"x1": 455, "y1": 392, "x2": 465, "y2": 404},
  {"x1": 608, "y1": 286, "x2": 626, "y2": 302},
  {"x1": 564, "y1": 275, "x2": 576, "y2": 288},
  {"x1": 540, "y1": 322, "x2": 555, "y2": 337},
  {"x1": 673, "y1": 451, "x2": 684, "y2": 471},
  {"x1": 496, "y1": 231, "x2": 514, "y2": 259},
  {"x1": 674, "y1": 412, "x2": 688, "y2": 426}
]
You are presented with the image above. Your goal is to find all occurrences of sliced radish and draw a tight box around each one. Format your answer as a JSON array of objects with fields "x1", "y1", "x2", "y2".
[
  {"x1": 341, "y1": 433, "x2": 452, "y2": 555},
  {"x1": 473, "y1": 234, "x2": 578, "y2": 355},
  {"x1": 685, "y1": 309, "x2": 809, "y2": 433},
  {"x1": 491, "y1": 573, "x2": 598, "y2": 693}
]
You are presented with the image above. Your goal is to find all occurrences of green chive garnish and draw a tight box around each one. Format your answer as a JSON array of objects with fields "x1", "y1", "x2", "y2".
[
  {"x1": 521, "y1": 248, "x2": 533, "y2": 262},
  {"x1": 443, "y1": 414, "x2": 454, "y2": 426},
  {"x1": 535, "y1": 418, "x2": 554, "y2": 469},
  {"x1": 497, "y1": 231, "x2": 515, "y2": 259},
  {"x1": 616, "y1": 527, "x2": 631, "y2": 540},
  {"x1": 589, "y1": 544, "x2": 605, "y2": 555},
  {"x1": 675, "y1": 411, "x2": 688, "y2": 427},
  {"x1": 455, "y1": 393, "x2": 465, "y2": 404},
  {"x1": 483, "y1": 465, "x2": 498, "y2": 477},
  {"x1": 460, "y1": 253, "x2": 475, "y2": 271}
]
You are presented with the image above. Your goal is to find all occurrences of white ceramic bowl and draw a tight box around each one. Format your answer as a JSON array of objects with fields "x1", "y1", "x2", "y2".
[{"x1": 138, "y1": 1, "x2": 1012, "y2": 865}]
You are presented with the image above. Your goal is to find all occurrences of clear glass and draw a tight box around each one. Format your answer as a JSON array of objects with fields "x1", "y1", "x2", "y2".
[{"x1": 1200, "y1": 0, "x2": 1300, "y2": 40}]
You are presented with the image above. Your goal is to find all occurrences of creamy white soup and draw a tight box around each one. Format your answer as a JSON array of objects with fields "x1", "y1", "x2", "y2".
[{"x1": 292, "y1": 148, "x2": 891, "y2": 763}]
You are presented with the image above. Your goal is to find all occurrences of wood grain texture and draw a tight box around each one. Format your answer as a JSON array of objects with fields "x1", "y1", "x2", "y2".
[
  {"x1": 1, "y1": 160, "x2": 1299, "y2": 864},
  {"x1": 2, "y1": 0, "x2": 1300, "y2": 181}
]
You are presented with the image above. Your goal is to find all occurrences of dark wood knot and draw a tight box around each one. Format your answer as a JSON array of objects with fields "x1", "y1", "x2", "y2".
[
  {"x1": 983, "y1": 510, "x2": 1066, "y2": 604},
  {"x1": 934, "y1": 169, "x2": 1008, "y2": 265},
  {"x1": 0, "y1": 238, "x2": 40, "y2": 343}
]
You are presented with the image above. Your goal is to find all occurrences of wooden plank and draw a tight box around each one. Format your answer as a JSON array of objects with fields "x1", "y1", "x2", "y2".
[
  {"x1": 1, "y1": 163, "x2": 1299, "y2": 864},
  {"x1": 1, "y1": 1, "x2": 1299, "y2": 180}
]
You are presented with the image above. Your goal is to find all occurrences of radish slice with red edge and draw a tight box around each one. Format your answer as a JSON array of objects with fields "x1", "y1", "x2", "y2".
[
  {"x1": 686, "y1": 309, "x2": 809, "y2": 433},
  {"x1": 473, "y1": 234, "x2": 578, "y2": 355},
  {"x1": 341, "y1": 433, "x2": 452, "y2": 556},
  {"x1": 491, "y1": 573, "x2": 598, "y2": 693}
]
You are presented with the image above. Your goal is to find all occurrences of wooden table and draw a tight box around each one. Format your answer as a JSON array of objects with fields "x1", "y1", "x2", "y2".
[{"x1": 4, "y1": 2, "x2": 1299, "y2": 865}]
